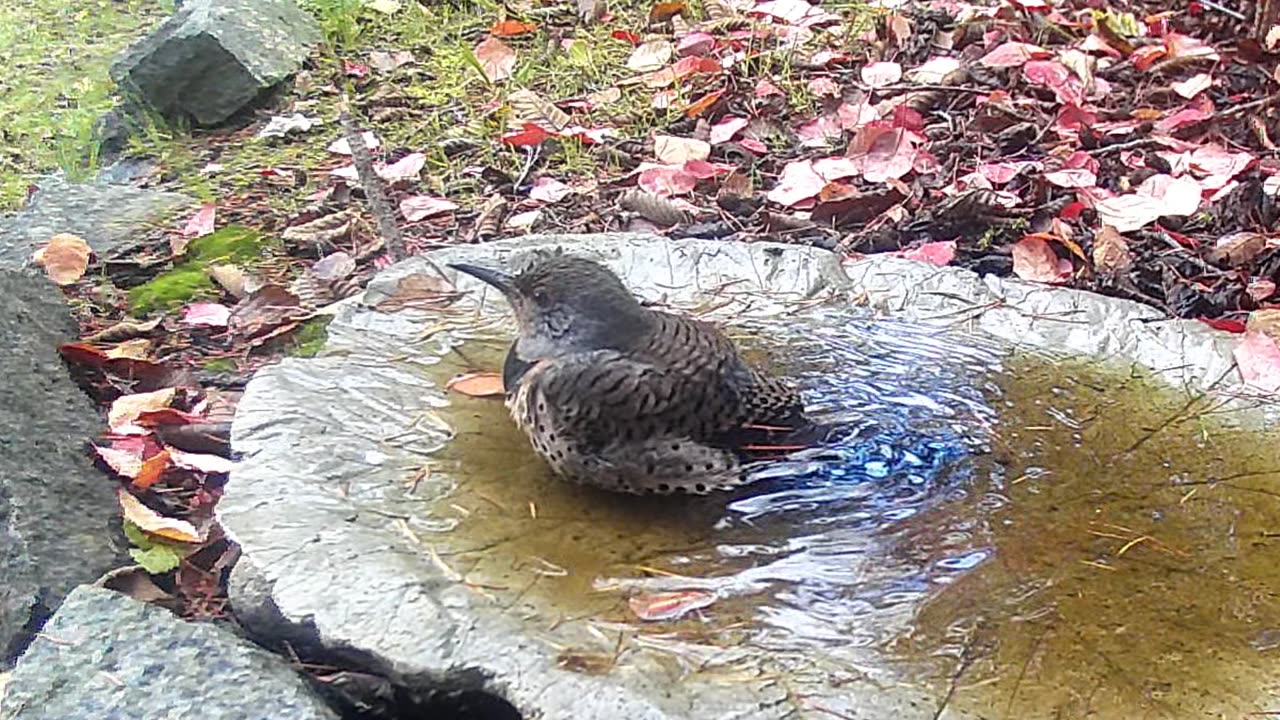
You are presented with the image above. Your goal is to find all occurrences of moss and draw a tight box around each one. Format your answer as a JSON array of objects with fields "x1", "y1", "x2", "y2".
[
  {"x1": 201, "y1": 357, "x2": 238, "y2": 372},
  {"x1": 127, "y1": 225, "x2": 271, "y2": 315},
  {"x1": 287, "y1": 316, "x2": 332, "y2": 357}
]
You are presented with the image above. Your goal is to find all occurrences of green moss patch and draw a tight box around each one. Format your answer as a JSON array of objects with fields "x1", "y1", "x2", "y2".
[{"x1": 127, "y1": 225, "x2": 273, "y2": 315}]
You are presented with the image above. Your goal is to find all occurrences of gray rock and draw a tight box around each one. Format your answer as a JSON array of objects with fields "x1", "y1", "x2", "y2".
[
  {"x1": 218, "y1": 234, "x2": 1276, "y2": 719},
  {"x1": 0, "y1": 175, "x2": 194, "y2": 271},
  {"x1": 0, "y1": 586, "x2": 338, "y2": 720},
  {"x1": 0, "y1": 271, "x2": 128, "y2": 665},
  {"x1": 111, "y1": 0, "x2": 321, "y2": 126}
]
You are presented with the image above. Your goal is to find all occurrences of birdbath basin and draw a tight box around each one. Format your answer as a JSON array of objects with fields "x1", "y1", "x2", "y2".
[{"x1": 220, "y1": 234, "x2": 1280, "y2": 719}]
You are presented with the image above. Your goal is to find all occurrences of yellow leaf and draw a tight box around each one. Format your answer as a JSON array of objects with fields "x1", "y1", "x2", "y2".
[{"x1": 117, "y1": 488, "x2": 201, "y2": 543}]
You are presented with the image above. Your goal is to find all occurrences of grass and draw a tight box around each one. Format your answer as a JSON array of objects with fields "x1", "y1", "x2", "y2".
[{"x1": 0, "y1": 0, "x2": 171, "y2": 210}]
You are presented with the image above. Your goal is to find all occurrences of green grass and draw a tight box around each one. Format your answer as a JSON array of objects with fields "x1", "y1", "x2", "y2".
[{"x1": 0, "y1": 0, "x2": 171, "y2": 210}]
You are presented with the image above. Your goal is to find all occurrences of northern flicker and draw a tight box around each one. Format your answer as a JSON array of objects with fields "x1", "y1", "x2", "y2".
[{"x1": 450, "y1": 253, "x2": 817, "y2": 494}]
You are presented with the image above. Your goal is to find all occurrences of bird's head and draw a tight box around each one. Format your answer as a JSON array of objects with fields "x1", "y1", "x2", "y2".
[{"x1": 450, "y1": 253, "x2": 648, "y2": 358}]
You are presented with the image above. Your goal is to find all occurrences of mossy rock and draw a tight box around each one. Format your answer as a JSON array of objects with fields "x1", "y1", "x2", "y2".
[
  {"x1": 128, "y1": 225, "x2": 274, "y2": 315},
  {"x1": 287, "y1": 316, "x2": 331, "y2": 358}
]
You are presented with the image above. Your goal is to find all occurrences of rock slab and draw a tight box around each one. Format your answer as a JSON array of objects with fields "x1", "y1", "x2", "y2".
[
  {"x1": 0, "y1": 271, "x2": 127, "y2": 665},
  {"x1": 0, "y1": 175, "x2": 193, "y2": 271},
  {"x1": 0, "y1": 586, "x2": 338, "y2": 720},
  {"x1": 111, "y1": 0, "x2": 321, "y2": 126}
]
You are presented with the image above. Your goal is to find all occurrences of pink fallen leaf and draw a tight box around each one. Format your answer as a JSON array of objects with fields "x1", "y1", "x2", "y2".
[
  {"x1": 400, "y1": 195, "x2": 459, "y2": 221},
  {"x1": 979, "y1": 41, "x2": 1051, "y2": 68},
  {"x1": 181, "y1": 302, "x2": 232, "y2": 328},
  {"x1": 529, "y1": 177, "x2": 573, "y2": 203},
  {"x1": 849, "y1": 126, "x2": 920, "y2": 183},
  {"x1": 977, "y1": 161, "x2": 1039, "y2": 185},
  {"x1": 766, "y1": 159, "x2": 826, "y2": 207},
  {"x1": 808, "y1": 76, "x2": 840, "y2": 97},
  {"x1": 1022, "y1": 60, "x2": 1084, "y2": 104},
  {"x1": 1155, "y1": 104, "x2": 1212, "y2": 133},
  {"x1": 812, "y1": 156, "x2": 860, "y2": 181},
  {"x1": 32, "y1": 233, "x2": 91, "y2": 285},
  {"x1": 181, "y1": 203, "x2": 216, "y2": 238},
  {"x1": 750, "y1": 0, "x2": 838, "y2": 25},
  {"x1": 860, "y1": 61, "x2": 902, "y2": 88},
  {"x1": 709, "y1": 116, "x2": 748, "y2": 145},
  {"x1": 474, "y1": 36, "x2": 516, "y2": 82},
  {"x1": 1011, "y1": 236, "x2": 1072, "y2": 284},
  {"x1": 378, "y1": 152, "x2": 426, "y2": 182},
  {"x1": 676, "y1": 32, "x2": 716, "y2": 56},
  {"x1": 739, "y1": 138, "x2": 768, "y2": 153},
  {"x1": 637, "y1": 165, "x2": 699, "y2": 197},
  {"x1": 109, "y1": 388, "x2": 178, "y2": 435},
  {"x1": 1165, "y1": 33, "x2": 1220, "y2": 61},
  {"x1": 754, "y1": 78, "x2": 784, "y2": 97},
  {"x1": 1093, "y1": 175, "x2": 1203, "y2": 232},
  {"x1": 1043, "y1": 167, "x2": 1097, "y2": 188},
  {"x1": 1233, "y1": 331, "x2": 1280, "y2": 393},
  {"x1": 897, "y1": 241, "x2": 956, "y2": 266},
  {"x1": 312, "y1": 252, "x2": 356, "y2": 282},
  {"x1": 907, "y1": 56, "x2": 961, "y2": 83}
]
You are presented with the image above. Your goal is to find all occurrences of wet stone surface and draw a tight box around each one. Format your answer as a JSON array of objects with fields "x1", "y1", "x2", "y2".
[{"x1": 220, "y1": 234, "x2": 1280, "y2": 719}]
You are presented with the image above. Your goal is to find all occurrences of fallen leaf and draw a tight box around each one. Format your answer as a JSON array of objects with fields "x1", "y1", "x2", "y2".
[
  {"x1": 1206, "y1": 232, "x2": 1268, "y2": 267},
  {"x1": 181, "y1": 204, "x2": 216, "y2": 238},
  {"x1": 709, "y1": 116, "x2": 748, "y2": 145},
  {"x1": 327, "y1": 131, "x2": 380, "y2": 154},
  {"x1": 649, "y1": 1, "x2": 687, "y2": 22},
  {"x1": 117, "y1": 488, "x2": 201, "y2": 543},
  {"x1": 860, "y1": 61, "x2": 902, "y2": 87},
  {"x1": 369, "y1": 49, "x2": 415, "y2": 71},
  {"x1": 32, "y1": 233, "x2": 91, "y2": 285},
  {"x1": 95, "y1": 445, "x2": 143, "y2": 478},
  {"x1": 1091, "y1": 225, "x2": 1132, "y2": 275},
  {"x1": 907, "y1": 56, "x2": 961, "y2": 83},
  {"x1": 168, "y1": 449, "x2": 236, "y2": 475},
  {"x1": 676, "y1": 32, "x2": 716, "y2": 56},
  {"x1": 490, "y1": 19, "x2": 538, "y2": 37},
  {"x1": 343, "y1": 60, "x2": 371, "y2": 78},
  {"x1": 400, "y1": 195, "x2": 459, "y2": 221},
  {"x1": 508, "y1": 89, "x2": 571, "y2": 131},
  {"x1": 1093, "y1": 174, "x2": 1203, "y2": 232},
  {"x1": 896, "y1": 241, "x2": 956, "y2": 266},
  {"x1": 1011, "y1": 235, "x2": 1072, "y2": 284},
  {"x1": 104, "y1": 338, "x2": 152, "y2": 360},
  {"x1": 1234, "y1": 330, "x2": 1280, "y2": 393},
  {"x1": 181, "y1": 302, "x2": 231, "y2": 328},
  {"x1": 1043, "y1": 167, "x2": 1097, "y2": 188},
  {"x1": 109, "y1": 388, "x2": 177, "y2": 434},
  {"x1": 447, "y1": 372, "x2": 505, "y2": 397},
  {"x1": 379, "y1": 152, "x2": 426, "y2": 182},
  {"x1": 474, "y1": 36, "x2": 516, "y2": 82},
  {"x1": 366, "y1": 0, "x2": 401, "y2": 12},
  {"x1": 628, "y1": 590, "x2": 716, "y2": 621},
  {"x1": 1171, "y1": 73, "x2": 1212, "y2": 99},
  {"x1": 653, "y1": 135, "x2": 711, "y2": 164},
  {"x1": 312, "y1": 252, "x2": 357, "y2": 282},
  {"x1": 529, "y1": 177, "x2": 573, "y2": 203},
  {"x1": 133, "y1": 450, "x2": 171, "y2": 489},
  {"x1": 637, "y1": 165, "x2": 699, "y2": 197},
  {"x1": 626, "y1": 40, "x2": 673, "y2": 71},
  {"x1": 256, "y1": 113, "x2": 321, "y2": 139},
  {"x1": 979, "y1": 41, "x2": 1051, "y2": 68},
  {"x1": 766, "y1": 159, "x2": 826, "y2": 207}
]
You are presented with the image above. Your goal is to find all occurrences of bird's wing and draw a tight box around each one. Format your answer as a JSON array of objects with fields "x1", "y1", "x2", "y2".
[{"x1": 525, "y1": 349, "x2": 743, "y2": 449}]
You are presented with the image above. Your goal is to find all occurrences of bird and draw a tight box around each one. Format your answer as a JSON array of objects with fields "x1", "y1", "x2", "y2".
[{"x1": 449, "y1": 252, "x2": 820, "y2": 495}]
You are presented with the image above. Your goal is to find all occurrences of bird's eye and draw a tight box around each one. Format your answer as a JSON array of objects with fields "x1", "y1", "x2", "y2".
[{"x1": 532, "y1": 289, "x2": 549, "y2": 303}]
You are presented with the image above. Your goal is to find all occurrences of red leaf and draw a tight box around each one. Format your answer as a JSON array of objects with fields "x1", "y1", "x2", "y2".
[
  {"x1": 400, "y1": 195, "x2": 459, "y2": 221},
  {"x1": 637, "y1": 165, "x2": 698, "y2": 197},
  {"x1": 979, "y1": 41, "x2": 1051, "y2": 68},
  {"x1": 896, "y1": 241, "x2": 956, "y2": 266},
  {"x1": 501, "y1": 123, "x2": 555, "y2": 147},
  {"x1": 181, "y1": 302, "x2": 231, "y2": 328},
  {"x1": 766, "y1": 159, "x2": 826, "y2": 207},
  {"x1": 611, "y1": 30, "x2": 640, "y2": 45},
  {"x1": 1199, "y1": 317, "x2": 1248, "y2": 333}
]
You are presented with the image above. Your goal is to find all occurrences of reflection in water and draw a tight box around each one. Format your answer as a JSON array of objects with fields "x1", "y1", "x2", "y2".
[{"x1": 422, "y1": 310, "x2": 1280, "y2": 719}]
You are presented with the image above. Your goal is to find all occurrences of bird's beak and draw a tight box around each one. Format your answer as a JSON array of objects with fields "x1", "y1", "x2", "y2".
[{"x1": 449, "y1": 263, "x2": 514, "y2": 295}]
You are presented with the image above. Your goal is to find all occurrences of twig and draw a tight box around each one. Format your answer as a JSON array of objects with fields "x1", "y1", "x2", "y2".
[
  {"x1": 337, "y1": 95, "x2": 406, "y2": 262},
  {"x1": 1197, "y1": 0, "x2": 1247, "y2": 20}
]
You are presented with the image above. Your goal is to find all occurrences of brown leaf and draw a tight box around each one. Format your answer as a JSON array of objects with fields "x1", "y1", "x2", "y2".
[
  {"x1": 228, "y1": 285, "x2": 306, "y2": 339},
  {"x1": 208, "y1": 264, "x2": 248, "y2": 299},
  {"x1": 649, "y1": 1, "x2": 687, "y2": 23},
  {"x1": 32, "y1": 233, "x2": 91, "y2": 285},
  {"x1": 474, "y1": 36, "x2": 516, "y2": 83},
  {"x1": 281, "y1": 210, "x2": 356, "y2": 246},
  {"x1": 83, "y1": 317, "x2": 163, "y2": 344},
  {"x1": 104, "y1": 338, "x2": 153, "y2": 360},
  {"x1": 374, "y1": 273, "x2": 461, "y2": 312},
  {"x1": 1011, "y1": 235, "x2": 1072, "y2": 284},
  {"x1": 1205, "y1": 231, "x2": 1268, "y2": 267},
  {"x1": 446, "y1": 372, "x2": 505, "y2": 398},
  {"x1": 1247, "y1": 309, "x2": 1280, "y2": 345},
  {"x1": 1091, "y1": 225, "x2": 1133, "y2": 275},
  {"x1": 653, "y1": 135, "x2": 711, "y2": 164},
  {"x1": 117, "y1": 488, "x2": 202, "y2": 543},
  {"x1": 490, "y1": 19, "x2": 538, "y2": 37},
  {"x1": 628, "y1": 589, "x2": 716, "y2": 621},
  {"x1": 618, "y1": 189, "x2": 690, "y2": 226},
  {"x1": 96, "y1": 565, "x2": 176, "y2": 604}
]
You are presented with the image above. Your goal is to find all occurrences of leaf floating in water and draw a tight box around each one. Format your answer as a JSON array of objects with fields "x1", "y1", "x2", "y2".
[
  {"x1": 628, "y1": 590, "x2": 716, "y2": 621},
  {"x1": 446, "y1": 372, "x2": 505, "y2": 398}
]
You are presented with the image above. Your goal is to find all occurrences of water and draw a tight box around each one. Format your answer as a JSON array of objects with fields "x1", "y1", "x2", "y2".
[{"x1": 414, "y1": 311, "x2": 1280, "y2": 718}]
